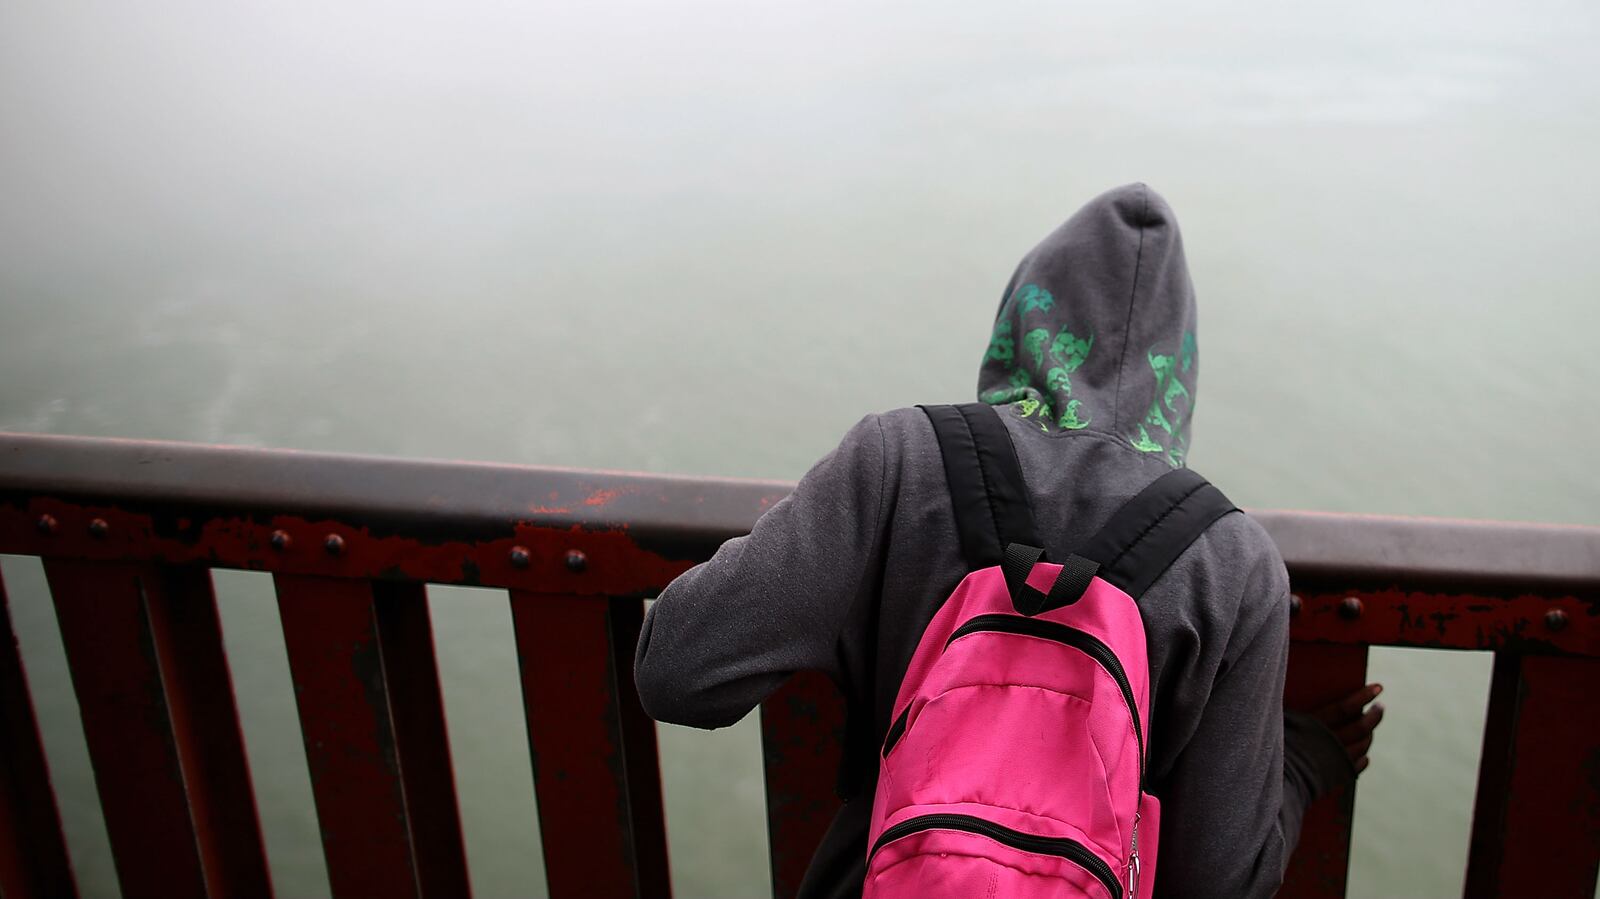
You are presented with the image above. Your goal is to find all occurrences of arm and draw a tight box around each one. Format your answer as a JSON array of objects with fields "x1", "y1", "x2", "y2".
[
  {"x1": 1281, "y1": 684, "x2": 1385, "y2": 852},
  {"x1": 634, "y1": 414, "x2": 887, "y2": 729},
  {"x1": 1152, "y1": 562, "x2": 1356, "y2": 899}
]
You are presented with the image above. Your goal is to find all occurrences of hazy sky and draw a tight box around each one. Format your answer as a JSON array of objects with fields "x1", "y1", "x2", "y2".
[{"x1": 4, "y1": 0, "x2": 1593, "y2": 290}]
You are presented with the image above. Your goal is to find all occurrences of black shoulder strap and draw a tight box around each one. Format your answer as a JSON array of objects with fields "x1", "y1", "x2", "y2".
[
  {"x1": 1078, "y1": 467, "x2": 1240, "y2": 599},
  {"x1": 919, "y1": 403, "x2": 1038, "y2": 568}
]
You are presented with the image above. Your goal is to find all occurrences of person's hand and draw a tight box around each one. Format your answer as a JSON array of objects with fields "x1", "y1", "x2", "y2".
[{"x1": 1313, "y1": 683, "x2": 1385, "y2": 774}]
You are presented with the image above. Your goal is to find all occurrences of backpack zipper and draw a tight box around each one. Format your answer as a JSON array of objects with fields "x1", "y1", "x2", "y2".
[
  {"x1": 1128, "y1": 809, "x2": 1141, "y2": 899},
  {"x1": 869, "y1": 813, "x2": 1122, "y2": 899},
  {"x1": 881, "y1": 706, "x2": 910, "y2": 757},
  {"x1": 944, "y1": 613, "x2": 1145, "y2": 789}
]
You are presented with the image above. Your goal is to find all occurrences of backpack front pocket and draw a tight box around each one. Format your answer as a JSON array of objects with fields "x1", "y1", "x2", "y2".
[{"x1": 865, "y1": 812, "x2": 1121, "y2": 899}]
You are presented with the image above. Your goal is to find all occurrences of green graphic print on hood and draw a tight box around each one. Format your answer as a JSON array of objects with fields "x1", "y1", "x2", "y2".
[
  {"x1": 980, "y1": 285, "x2": 1095, "y2": 431},
  {"x1": 977, "y1": 184, "x2": 1200, "y2": 466},
  {"x1": 1129, "y1": 331, "x2": 1197, "y2": 467}
]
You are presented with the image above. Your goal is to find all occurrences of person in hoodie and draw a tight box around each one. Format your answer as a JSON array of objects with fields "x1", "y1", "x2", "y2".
[{"x1": 634, "y1": 183, "x2": 1382, "y2": 899}]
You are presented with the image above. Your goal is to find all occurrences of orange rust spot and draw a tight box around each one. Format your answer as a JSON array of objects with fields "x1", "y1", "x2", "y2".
[{"x1": 583, "y1": 488, "x2": 629, "y2": 508}]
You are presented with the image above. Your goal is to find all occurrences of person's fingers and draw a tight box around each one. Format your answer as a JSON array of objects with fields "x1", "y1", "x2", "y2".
[
  {"x1": 1317, "y1": 683, "x2": 1382, "y2": 721},
  {"x1": 1359, "y1": 701, "x2": 1385, "y2": 735},
  {"x1": 1315, "y1": 683, "x2": 1383, "y2": 728},
  {"x1": 1336, "y1": 702, "x2": 1385, "y2": 745},
  {"x1": 1326, "y1": 692, "x2": 1385, "y2": 776},
  {"x1": 1345, "y1": 683, "x2": 1383, "y2": 715}
]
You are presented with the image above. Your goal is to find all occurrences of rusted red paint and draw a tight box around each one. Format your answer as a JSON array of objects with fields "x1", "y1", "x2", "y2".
[
  {"x1": 1465, "y1": 650, "x2": 1521, "y2": 899},
  {"x1": 5, "y1": 432, "x2": 1597, "y2": 591},
  {"x1": 1466, "y1": 654, "x2": 1600, "y2": 897},
  {"x1": 583, "y1": 487, "x2": 632, "y2": 507},
  {"x1": 42, "y1": 560, "x2": 210, "y2": 898},
  {"x1": 1279, "y1": 642, "x2": 1370, "y2": 899},
  {"x1": 142, "y1": 565, "x2": 273, "y2": 897},
  {"x1": 604, "y1": 596, "x2": 673, "y2": 896},
  {"x1": 11, "y1": 495, "x2": 1597, "y2": 660},
  {"x1": 0, "y1": 572, "x2": 77, "y2": 899},
  {"x1": 759, "y1": 672, "x2": 846, "y2": 899},
  {"x1": 3, "y1": 498, "x2": 695, "y2": 596},
  {"x1": 371, "y1": 582, "x2": 473, "y2": 897},
  {"x1": 509, "y1": 591, "x2": 671, "y2": 898},
  {"x1": 1290, "y1": 585, "x2": 1597, "y2": 655},
  {"x1": 276, "y1": 575, "x2": 470, "y2": 898}
]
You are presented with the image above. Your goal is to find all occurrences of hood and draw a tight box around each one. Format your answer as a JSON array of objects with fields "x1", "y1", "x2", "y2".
[{"x1": 978, "y1": 183, "x2": 1199, "y2": 467}]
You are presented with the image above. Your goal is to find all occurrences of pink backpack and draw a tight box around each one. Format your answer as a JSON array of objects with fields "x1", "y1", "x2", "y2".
[{"x1": 864, "y1": 404, "x2": 1238, "y2": 899}]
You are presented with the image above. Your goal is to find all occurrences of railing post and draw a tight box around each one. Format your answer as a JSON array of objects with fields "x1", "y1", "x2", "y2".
[
  {"x1": 1280, "y1": 641, "x2": 1370, "y2": 899},
  {"x1": 759, "y1": 672, "x2": 846, "y2": 899},
  {"x1": 274, "y1": 576, "x2": 470, "y2": 898},
  {"x1": 44, "y1": 560, "x2": 271, "y2": 899},
  {"x1": 509, "y1": 592, "x2": 670, "y2": 899},
  {"x1": 0, "y1": 571, "x2": 77, "y2": 898},
  {"x1": 1464, "y1": 652, "x2": 1600, "y2": 898}
]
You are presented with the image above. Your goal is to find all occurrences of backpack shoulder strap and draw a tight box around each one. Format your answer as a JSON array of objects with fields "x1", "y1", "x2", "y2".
[
  {"x1": 918, "y1": 403, "x2": 1039, "y2": 568},
  {"x1": 1078, "y1": 467, "x2": 1240, "y2": 599}
]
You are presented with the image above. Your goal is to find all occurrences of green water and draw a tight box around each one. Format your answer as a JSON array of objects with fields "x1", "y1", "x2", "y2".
[{"x1": 2, "y1": 1, "x2": 1598, "y2": 896}]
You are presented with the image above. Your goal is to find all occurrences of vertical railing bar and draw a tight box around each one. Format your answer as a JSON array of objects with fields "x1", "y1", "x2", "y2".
[
  {"x1": 275, "y1": 574, "x2": 471, "y2": 899},
  {"x1": 1464, "y1": 653, "x2": 1600, "y2": 897},
  {"x1": 1279, "y1": 641, "x2": 1370, "y2": 899},
  {"x1": 509, "y1": 590, "x2": 670, "y2": 899},
  {"x1": 0, "y1": 568, "x2": 79, "y2": 899},
  {"x1": 274, "y1": 574, "x2": 420, "y2": 898},
  {"x1": 371, "y1": 581, "x2": 472, "y2": 897},
  {"x1": 604, "y1": 596, "x2": 671, "y2": 893},
  {"x1": 42, "y1": 559, "x2": 209, "y2": 898},
  {"x1": 143, "y1": 565, "x2": 273, "y2": 898},
  {"x1": 1463, "y1": 651, "x2": 1519, "y2": 898},
  {"x1": 758, "y1": 672, "x2": 846, "y2": 899}
]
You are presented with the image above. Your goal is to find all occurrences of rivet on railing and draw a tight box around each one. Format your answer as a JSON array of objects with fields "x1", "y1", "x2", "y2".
[
  {"x1": 270, "y1": 530, "x2": 292, "y2": 551},
  {"x1": 88, "y1": 518, "x2": 109, "y2": 539},
  {"x1": 565, "y1": 550, "x2": 588, "y2": 573},
  {"x1": 324, "y1": 534, "x2": 345, "y2": 556},
  {"x1": 1288, "y1": 594, "x2": 1302, "y2": 617},
  {"x1": 36, "y1": 514, "x2": 57, "y2": 535},
  {"x1": 1545, "y1": 609, "x2": 1569, "y2": 632},
  {"x1": 509, "y1": 546, "x2": 531, "y2": 569},
  {"x1": 1339, "y1": 596, "x2": 1364, "y2": 620}
]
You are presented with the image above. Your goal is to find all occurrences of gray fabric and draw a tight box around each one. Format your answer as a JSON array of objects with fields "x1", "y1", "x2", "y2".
[
  {"x1": 976, "y1": 183, "x2": 1197, "y2": 464},
  {"x1": 635, "y1": 184, "x2": 1352, "y2": 899},
  {"x1": 1285, "y1": 710, "x2": 1360, "y2": 816}
]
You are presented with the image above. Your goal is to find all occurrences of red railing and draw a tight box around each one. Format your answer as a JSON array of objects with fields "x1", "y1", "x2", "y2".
[{"x1": 0, "y1": 432, "x2": 1595, "y2": 898}]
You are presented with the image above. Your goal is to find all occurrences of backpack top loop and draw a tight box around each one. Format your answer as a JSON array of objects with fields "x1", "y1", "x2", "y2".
[{"x1": 1002, "y1": 543, "x2": 1101, "y2": 616}]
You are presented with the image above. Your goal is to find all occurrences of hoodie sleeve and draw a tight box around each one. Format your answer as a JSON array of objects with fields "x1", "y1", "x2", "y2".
[
  {"x1": 1152, "y1": 552, "x2": 1355, "y2": 899},
  {"x1": 634, "y1": 414, "x2": 887, "y2": 729}
]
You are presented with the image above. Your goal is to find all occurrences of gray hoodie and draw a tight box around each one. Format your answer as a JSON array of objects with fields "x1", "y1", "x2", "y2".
[{"x1": 636, "y1": 184, "x2": 1352, "y2": 899}]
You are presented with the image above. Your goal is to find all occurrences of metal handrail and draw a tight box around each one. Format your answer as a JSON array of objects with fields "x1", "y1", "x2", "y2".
[
  {"x1": 0, "y1": 431, "x2": 1594, "y2": 899},
  {"x1": 3, "y1": 431, "x2": 1595, "y2": 592}
]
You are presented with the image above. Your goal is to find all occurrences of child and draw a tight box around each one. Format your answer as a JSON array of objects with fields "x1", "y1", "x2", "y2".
[{"x1": 636, "y1": 184, "x2": 1381, "y2": 899}]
